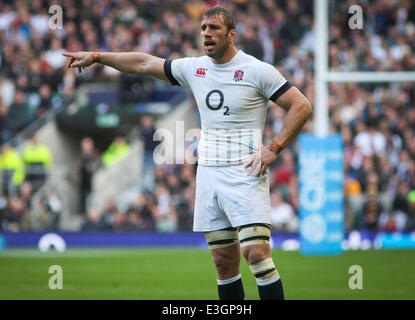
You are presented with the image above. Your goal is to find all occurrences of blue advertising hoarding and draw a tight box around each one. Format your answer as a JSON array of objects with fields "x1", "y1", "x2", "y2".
[
  {"x1": 2, "y1": 230, "x2": 415, "y2": 250},
  {"x1": 298, "y1": 133, "x2": 344, "y2": 255}
]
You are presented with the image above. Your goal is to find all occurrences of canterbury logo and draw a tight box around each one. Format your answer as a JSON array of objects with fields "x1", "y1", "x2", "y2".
[{"x1": 195, "y1": 67, "x2": 207, "y2": 77}]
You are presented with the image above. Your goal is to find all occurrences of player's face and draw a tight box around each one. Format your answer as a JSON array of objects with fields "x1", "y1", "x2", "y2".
[{"x1": 201, "y1": 15, "x2": 232, "y2": 60}]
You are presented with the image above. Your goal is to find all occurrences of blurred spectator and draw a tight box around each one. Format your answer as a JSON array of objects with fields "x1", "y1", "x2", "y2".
[
  {"x1": 36, "y1": 84, "x2": 53, "y2": 116},
  {"x1": 2, "y1": 197, "x2": 26, "y2": 232},
  {"x1": 44, "y1": 38, "x2": 66, "y2": 70},
  {"x1": 404, "y1": 191, "x2": 415, "y2": 231},
  {"x1": 392, "y1": 182, "x2": 411, "y2": 214},
  {"x1": 270, "y1": 149, "x2": 296, "y2": 198},
  {"x1": 154, "y1": 200, "x2": 178, "y2": 233},
  {"x1": 19, "y1": 181, "x2": 33, "y2": 208},
  {"x1": 99, "y1": 200, "x2": 119, "y2": 231},
  {"x1": 0, "y1": 144, "x2": 25, "y2": 196},
  {"x1": 139, "y1": 115, "x2": 159, "y2": 190},
  {"x1": 126, "y1": 193, "x2": 156, "y2": 231},
  {"x1": 0, "y1": 101, "x2": 13, "y2": 144},
  {"x1": 239, "y1": 26, "x2": 263, "y2": 60},
  {"x1": 8, "y1": 90, "x2": 34, "y2": 132},
  {"x1": 124, "y1": 209, "x2": 146, "y2": 231},
  {"x1": 78, "y1": 137, "x2": 98, "y2": 214},
  {"x1": 360, "y1": 193, "x2": 383, "y2": 230},
  {"x1": 1, "y1": 197, "x2": 28, "y2": 232},
  {"x1": 354, "y1": 120, "x2": 386, "y2": 157},
  {"x1": 82, "y1": 209, "x2": 105, "y2": 231},
  {"x1": 22, "y1": 136, "x2": 52, "y2": 191},
  {"x1": 37, "y1": 187, "x2": 62, "y2": 230},
  {"x1": 356, "y1": 157, "x2": 376, "y2": 194},
  {"x1": 112, "y1": 211, "x2": 127, "y2": 232},
  {"x1": 270, "y1": 188, "x2": 298, "y2": 232},
  {"x1": 102, "y1": 136, "x2": 130, "y2": 167},
  {"x1": 176, "y1": 183, "x2": 195, "y2": 231},
  {"x1": 345, "y1": 172, "x2": 363, "y2": 230}
]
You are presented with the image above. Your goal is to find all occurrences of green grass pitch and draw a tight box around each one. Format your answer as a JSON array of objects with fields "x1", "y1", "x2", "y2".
[{"x1": 0, "y1": 248, "x2": 414, "y2": 300}]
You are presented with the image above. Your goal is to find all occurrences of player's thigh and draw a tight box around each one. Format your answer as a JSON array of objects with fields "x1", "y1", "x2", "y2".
[
  {"x1": 194, "y1": 165, "x2": 233, "y2": 232},
  {"x1": 217, "y1": 165, "x2": 272, "y2": 227},
  {"x1": 238, "y1": 223, "x2": 272, "y2": 264}
]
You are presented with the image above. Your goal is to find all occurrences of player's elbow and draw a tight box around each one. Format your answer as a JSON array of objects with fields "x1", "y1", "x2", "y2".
[
  {"x1": 301, "y1": 99, "x2": 313, "y2": 120},
  {"x1": 138, "y1": 60, "x2": 150, "y2": 75},
  {"x1": 130, "y1": 53, "x2": 153, "y2": 75}
]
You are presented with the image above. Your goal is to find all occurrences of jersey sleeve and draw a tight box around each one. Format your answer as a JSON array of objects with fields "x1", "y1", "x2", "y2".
[
  {"x1": 257, "y1": 62, "x2": 293, "y2": 102},
  {"x1": 164, "y1": 58, "x2": 193, "y2": 88}
]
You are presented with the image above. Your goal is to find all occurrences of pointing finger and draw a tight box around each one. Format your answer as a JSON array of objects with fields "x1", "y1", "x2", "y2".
[
  {"x1": 66, "y1": 57, "x2": 75, "y2": 69},
  {"x1": 62, "y1": 52, "x2": 76, "y2": 58},
  {"x1": 70, "y1": 61, "x2": 81, "y2": 68}
]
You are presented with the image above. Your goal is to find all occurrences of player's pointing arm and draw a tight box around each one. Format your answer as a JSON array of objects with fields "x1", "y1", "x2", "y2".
[{"x1": 62, "y1": 51, "x2": 169, "y2": 82}]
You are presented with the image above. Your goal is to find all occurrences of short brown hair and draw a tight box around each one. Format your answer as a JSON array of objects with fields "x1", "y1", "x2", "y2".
[{"x1": 203, "y1": 6, "x2": 236, "y2": 32}]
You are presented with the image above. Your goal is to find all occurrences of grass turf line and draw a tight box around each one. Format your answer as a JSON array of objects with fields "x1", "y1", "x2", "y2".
[{"x1": 0, "y1": 248, "x2": 414, "y2": 299}]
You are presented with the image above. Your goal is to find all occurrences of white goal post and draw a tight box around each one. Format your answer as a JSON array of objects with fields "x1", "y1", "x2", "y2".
[{"x1": 314, "y1": 0, "x2": 415, "y2": 137}]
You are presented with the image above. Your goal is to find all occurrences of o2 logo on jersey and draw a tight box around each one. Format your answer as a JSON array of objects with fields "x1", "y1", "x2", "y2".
[{"x1": 205, "y1": 89, "x2": 230, "y2": 115}]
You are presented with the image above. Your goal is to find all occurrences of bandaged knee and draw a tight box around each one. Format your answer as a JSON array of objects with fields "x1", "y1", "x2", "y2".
[
  {"x1": 205, "y1": 228, "x2": 238, "y2": 250},
  {"x1": 237, "y1": 224, "x2": 271, "y2": 248},
  {"x1": 249, "y1": 257, "x2": 280, "y2": 286}
]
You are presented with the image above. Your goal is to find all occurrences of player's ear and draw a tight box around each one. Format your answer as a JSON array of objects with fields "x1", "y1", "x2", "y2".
[{"x1": 228, "y1": 29, "x2": 236, "y2": 41}]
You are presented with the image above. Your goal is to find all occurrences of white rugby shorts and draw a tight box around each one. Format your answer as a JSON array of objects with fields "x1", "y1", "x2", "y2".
[{"x1": 193, "y1": 164, "x2": 271, "y2": 232}]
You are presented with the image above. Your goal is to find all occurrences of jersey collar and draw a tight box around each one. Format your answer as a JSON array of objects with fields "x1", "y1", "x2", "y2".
[{"x1": 208, "y1": 50, "x2": 243, "y2": 68}]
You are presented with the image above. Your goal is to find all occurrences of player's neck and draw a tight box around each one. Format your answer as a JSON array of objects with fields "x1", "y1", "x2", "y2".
[{"x1": 211, "y1": 45, "x2": 238, "y2": 65}]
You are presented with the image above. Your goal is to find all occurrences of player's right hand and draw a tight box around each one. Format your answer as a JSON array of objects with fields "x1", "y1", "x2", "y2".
[{"x1": 62, "y1": 52, "x2": 97, "y2": 71}]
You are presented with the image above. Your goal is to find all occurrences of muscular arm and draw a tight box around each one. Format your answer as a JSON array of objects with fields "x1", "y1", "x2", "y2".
[
  {"x1": 62, "y1": 51, "x2": 169, "y2": 82},
  {"x1": 244, "y1": 86, "x2": 312, "y2": 176},
  {"x1": 269, "y1": 86, "x2": 313, "y2": 151}
]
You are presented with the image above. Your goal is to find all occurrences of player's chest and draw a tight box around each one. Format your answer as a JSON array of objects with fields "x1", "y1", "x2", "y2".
[{"x1": 189, "y1": 68, "x2": 261, "y2": 113}]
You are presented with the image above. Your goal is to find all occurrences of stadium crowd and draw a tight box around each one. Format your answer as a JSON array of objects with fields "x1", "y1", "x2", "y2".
[{"x1": 0, "y1": 0, "x2": 415, "y2": 233}]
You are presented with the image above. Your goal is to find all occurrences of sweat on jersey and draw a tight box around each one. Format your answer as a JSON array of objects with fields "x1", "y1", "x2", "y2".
[{"x1": 164, "y1": 50, "x2": 292, "y2": 166}]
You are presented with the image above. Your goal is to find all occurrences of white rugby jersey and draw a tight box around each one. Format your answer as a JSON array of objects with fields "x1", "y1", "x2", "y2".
[{"x1": 164, "y1": 50, "x2": 292, "y2": 166}]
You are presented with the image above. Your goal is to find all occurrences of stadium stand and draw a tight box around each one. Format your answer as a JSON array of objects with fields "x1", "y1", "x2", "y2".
[{"x1": 0, "y1": 0, "x2": 414, "y2": 234}]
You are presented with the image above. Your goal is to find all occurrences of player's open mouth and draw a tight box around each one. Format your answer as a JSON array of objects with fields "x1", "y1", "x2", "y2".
[{"x1": 204, "y1": 40, "x2": 215, "y2": 50}]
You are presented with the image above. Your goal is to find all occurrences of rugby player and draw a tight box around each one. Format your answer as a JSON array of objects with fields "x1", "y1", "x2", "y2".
[{"x1": 63, "y1": 6, "x2": 312, "y2": 300}]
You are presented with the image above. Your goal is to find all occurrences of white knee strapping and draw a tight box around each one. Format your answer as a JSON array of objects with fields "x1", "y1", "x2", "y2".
[
  {"x1": 248, "y1": 257, "x2": 280, "y2": 286},
  {"x1": 238, "y1": 224, "x2": 271, "y2": 248},
  {"x1": 205, "y1": 229, "x2": 239, "y2": 250}
]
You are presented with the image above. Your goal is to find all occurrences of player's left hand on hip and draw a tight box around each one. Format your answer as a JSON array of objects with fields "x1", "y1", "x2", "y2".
[
  {"x1": 244, "y1": 152, "x2": 262, "y2": 176},
  {"x1": 244, "y1": 146, "x2": 277, "y2": 177}
]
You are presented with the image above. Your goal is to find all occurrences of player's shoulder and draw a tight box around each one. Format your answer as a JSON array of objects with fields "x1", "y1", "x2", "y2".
[
  {"x1": 237, "y1": 51, "x2": 283, "y2": 84},
  {"x1": 173, "y1": 54, "x2": 209, "y2": 65},
  {"x1": 239, "y1": 51, "x2": 280, "y2": 74},
  {"x1": 171, "y1": 55, "x2": 210, "y2": 76}
]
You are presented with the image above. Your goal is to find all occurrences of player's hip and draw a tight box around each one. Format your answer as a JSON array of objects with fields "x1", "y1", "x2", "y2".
[
  {"x1": 194, "y1": 164, "x2": 271, "y2": 232},
  {"x1": 196, "y1": 163, "x2": 270, "y2": 187}
]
